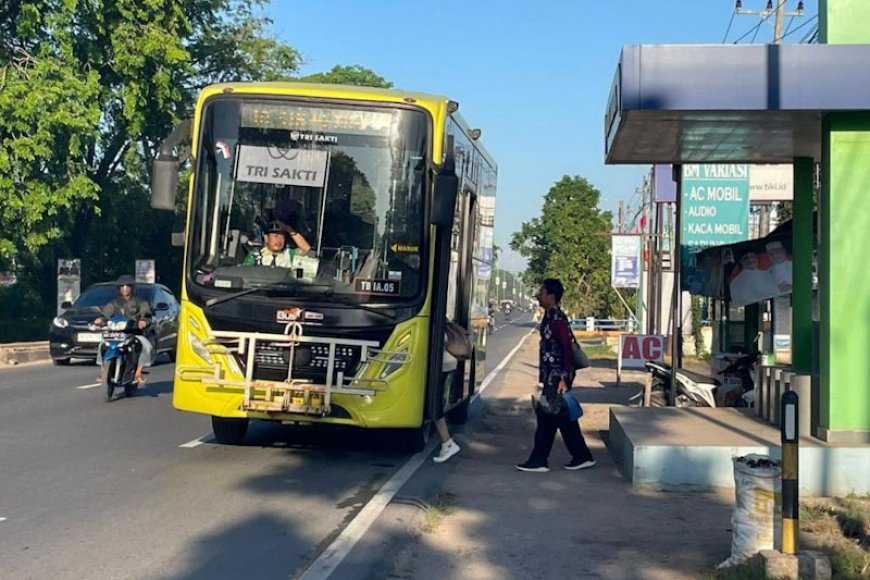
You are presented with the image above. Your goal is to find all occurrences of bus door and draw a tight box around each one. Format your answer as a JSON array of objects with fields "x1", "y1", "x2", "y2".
[{"x1": 446, "y1": 188, "x2": 477, "y2": 408}]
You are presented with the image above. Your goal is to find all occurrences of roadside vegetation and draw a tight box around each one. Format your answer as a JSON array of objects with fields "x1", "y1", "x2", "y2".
[
  {"x1": 0, "y1": 1, "x2": 390, "y2": 342},
  {"x1": 708, "y1": 495, "x2": 870, "y2": 579}
]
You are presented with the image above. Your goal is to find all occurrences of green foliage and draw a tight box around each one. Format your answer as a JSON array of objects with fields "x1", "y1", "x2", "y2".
[
  {"x1": 510, "y1": 175, "x2": 616, "y2": 317},
  {"x1": 0, "y1": 1, "x2": 391, "y2": 337},
  {"x1": 691, "y1": 296, "x2": 706, "y2": 357},
  {"x1": 297, "y1": 65, "x2": 393, "y2": 88}
]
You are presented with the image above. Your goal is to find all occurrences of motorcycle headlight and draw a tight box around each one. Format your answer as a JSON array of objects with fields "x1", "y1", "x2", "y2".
[
  {"x1": 189, "y1": 332, "x2": 214, "y2": 364},
  {"x1": 52, "y1": 317, "x2": 69, "y2": 328}
]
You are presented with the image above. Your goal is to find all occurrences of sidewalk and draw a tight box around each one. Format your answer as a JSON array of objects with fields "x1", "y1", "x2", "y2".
[{"x1": 383, "y1": 338, "x2": 735, "y2": 580}]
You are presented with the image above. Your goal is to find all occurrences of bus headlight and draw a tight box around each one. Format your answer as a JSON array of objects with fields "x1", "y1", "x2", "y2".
[
  {"x1": 379, "y1": 350, "x2": 411, "y2": 379},
  {"x1": 189, "y1": 332, "x2": 214, "y2": 364}
]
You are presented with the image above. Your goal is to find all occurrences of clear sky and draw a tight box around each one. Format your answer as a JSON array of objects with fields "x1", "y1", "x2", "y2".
[{"x1": 267, "y1": 0, "x2": 818, "y2": 272}]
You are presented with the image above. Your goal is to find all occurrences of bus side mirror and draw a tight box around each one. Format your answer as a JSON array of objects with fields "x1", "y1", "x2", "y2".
[
  {"x1": 150, "y1": 120, "x2": 192, "y2": 211},
  {"x1": 431, "y1": 172, "x2": 458, "y2": 227},
  {"x1": 151, "y1": 157, "x2": 179, "y2": 210}
]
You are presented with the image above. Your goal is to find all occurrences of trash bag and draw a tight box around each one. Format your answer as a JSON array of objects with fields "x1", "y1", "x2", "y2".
[{"x1": 718, "y1": 454, "x2": 782, "y2": 568}]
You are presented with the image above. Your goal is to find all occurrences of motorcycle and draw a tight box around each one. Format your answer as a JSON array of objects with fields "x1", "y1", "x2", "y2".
[
  {"x1": 94, "y1": 315, "x2": 144, "y2": 402},
  {"x1": 715, "y1": 352, "x2": 759, "y2": 408},
  {"x1": 642, "y1": 352, "x2": 759, "y2": 408},
  {"x1": 643, "y1": 361, "x2": 720, "y2": 408},
  {"x1": 487, "y1": 314, "x2": 496, "y2": 333}
]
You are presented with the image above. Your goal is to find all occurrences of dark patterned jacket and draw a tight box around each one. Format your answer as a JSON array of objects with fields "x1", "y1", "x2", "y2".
[{"x1": 539, "y1": 306, "x2": 575, "y2": 388}]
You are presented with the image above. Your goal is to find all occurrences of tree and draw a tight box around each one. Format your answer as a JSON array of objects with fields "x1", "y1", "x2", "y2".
[
  {"x1": 510, "y1": 175, "x2": 616, "y2": 318},
  {"x1": 0, "y1": 0, "x2": 304, "y2": 316},
  {"x1": 297, "y1": 65, "x2": 392, "y2": 88}
]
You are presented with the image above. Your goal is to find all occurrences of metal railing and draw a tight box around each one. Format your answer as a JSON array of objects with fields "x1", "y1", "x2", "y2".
[{"x1": 569, "y1": 318, "x2": 638, "y2": 332}]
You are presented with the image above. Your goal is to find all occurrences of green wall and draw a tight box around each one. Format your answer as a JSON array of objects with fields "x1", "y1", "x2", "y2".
[{"x1": 818, "y1": 0, "x2": 870, "y2": 439}]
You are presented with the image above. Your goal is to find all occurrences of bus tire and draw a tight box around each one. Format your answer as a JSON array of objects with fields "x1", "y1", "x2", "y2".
[
  {"x1": 398, "y1": 423, "x2": 430, "y2": 453},
  {"x1": 212, "y1": 417, "x2": 249, "y2": 445}
]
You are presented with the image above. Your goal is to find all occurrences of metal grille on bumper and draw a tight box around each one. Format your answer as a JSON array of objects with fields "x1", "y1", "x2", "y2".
[{"x1": 179, "y1": 323, "x2": 411, "y2": 416}]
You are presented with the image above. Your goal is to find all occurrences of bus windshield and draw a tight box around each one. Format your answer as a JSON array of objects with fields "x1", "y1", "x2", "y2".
[{"x1": 188, "y1": 98, "x2": 428, "y2": 302}]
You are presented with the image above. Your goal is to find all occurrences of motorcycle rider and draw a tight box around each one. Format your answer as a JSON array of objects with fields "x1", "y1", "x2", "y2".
[{"x1": 94, "y1": 275, "x2": 154, "y2": 385}]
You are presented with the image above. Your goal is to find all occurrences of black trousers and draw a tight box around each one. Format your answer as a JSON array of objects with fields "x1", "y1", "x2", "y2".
[{"x1": 528, "y1": 409, "x2": 594, "y2": 466}]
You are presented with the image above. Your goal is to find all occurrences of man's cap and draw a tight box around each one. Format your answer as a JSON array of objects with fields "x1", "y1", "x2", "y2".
[
  {"x1": 264, "y1": 221, "x2": 287, "y2": 235},
  {"x1": 115, "y1": 274, "x2": 136, "y2": 286}
]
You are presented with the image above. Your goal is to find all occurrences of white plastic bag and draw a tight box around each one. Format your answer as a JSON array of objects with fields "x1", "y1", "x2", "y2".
[{"x1": 718, "y1": 454, "x2": 782, "y2": 568}]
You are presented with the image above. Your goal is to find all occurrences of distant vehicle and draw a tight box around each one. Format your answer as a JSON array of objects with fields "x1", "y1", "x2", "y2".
[{"x1": 49, "y1": 282, "x2": 180, "y2": 365}]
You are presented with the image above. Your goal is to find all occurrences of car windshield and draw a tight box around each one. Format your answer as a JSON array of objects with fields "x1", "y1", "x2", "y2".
[
  {"x1": 73, "y1": 286, "x2": 152, "y2": 308},
  {"x1": 188, "y1": 98, "x2": 428, "y2": 302}
]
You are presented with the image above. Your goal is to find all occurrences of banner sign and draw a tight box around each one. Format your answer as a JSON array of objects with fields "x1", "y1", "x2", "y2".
[
  {"x1": 748, "y1": 164, "x2": 793, "y2": 202},
  {"x1": 236, "y1": 146, "x2": 328, "y2": 188},
  {"x1": 57, "y1": 259, "x2": 81, "y2": 315},
  {"x1": 680, "y1": 164, "x2": 751, "y2": 291},
  {"x1": 611, "y1": 235, "x2": 641, "y2": 288},
  {"x1": 135, "y1": 259, "x2": 156, "y2": 284},
  {"x1": 618, "y1": 334, "x2": 665, "y2": 384},
  {"x1": 690, "y1": 223, "x2": 793, "y2": 306}
]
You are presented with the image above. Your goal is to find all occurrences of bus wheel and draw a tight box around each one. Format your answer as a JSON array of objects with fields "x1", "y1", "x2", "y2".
[
  {"x1": 398, "y1": 423, "x2": 430, "y2": 453},
  {"x1": 212, "y1": 417, "x2": 249, "y2": 445}
]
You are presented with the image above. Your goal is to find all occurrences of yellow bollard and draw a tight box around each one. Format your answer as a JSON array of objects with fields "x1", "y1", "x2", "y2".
[{"x1": 780, "y1": 390, "x2": 799, "y2": 555}]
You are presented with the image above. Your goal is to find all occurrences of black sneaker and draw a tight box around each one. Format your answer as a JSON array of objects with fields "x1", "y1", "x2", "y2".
[
  {"x1": 563, "y1": 458, "x2": 596, "y2": 470},
  {"x1": 515, "y1": 461, "x2": 549, "y2": 472}
]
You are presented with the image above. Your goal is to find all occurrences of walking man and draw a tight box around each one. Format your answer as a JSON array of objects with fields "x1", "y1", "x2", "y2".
[{"x1": 516, "y1": 278, "x2": 595, "y2": 472}]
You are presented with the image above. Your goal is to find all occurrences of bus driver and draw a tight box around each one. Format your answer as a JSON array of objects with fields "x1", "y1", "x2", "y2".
[{"x1": 244, "y1": 220, "x2": 311, "y2": 267}]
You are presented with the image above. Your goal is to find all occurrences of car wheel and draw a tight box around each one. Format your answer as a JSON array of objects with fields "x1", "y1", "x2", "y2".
[
  {"x1": 52, "y1": 358, "x2": 70, "y2": 366},
  {"x1": 212, "y1": 417, "x2": 249, "y2": 445}
]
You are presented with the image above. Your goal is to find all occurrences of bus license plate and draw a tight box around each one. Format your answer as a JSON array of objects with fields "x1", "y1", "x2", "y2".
[{"x1": 77, "y1": 332, "x2": 103, "y2": 343}]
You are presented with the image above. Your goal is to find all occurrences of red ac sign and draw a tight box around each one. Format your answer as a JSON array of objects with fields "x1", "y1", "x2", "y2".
[{"x1": 619, "y1": 334, "x2": 665, "y2": 369}]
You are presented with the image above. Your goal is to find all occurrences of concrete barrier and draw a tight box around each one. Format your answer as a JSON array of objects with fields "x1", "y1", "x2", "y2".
[{"x1": 0, "y1": 341, "x2": 51, "y2": 366}]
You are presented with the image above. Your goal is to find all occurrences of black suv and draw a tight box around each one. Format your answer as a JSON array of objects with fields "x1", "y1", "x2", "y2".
[{"x1": 49, "y1": 282, "x2": 180, "y2": 365}]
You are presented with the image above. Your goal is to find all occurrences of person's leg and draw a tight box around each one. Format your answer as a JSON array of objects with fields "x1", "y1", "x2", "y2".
[
  {"x1": 526, "y1": 413, "x2": 558, "y2": 465},
  {"x1": 435, "y1": 417, "x2": 451, "y2": 444},
  {"x1": 433, "y1": 416, "x2": 460, "y2": 463},
  {"x1": 559, "y1": 418, "x2": 594, "y2": 464},
  {"x1": 135, "y1": 336, "x2": 154, "y2": 382}
]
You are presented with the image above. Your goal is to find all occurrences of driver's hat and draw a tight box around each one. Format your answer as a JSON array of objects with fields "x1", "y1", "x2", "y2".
[
  {"x1": 115, "y1": 274, "x2": 136, "y2": 287},
  {"x1": 264, "y1": 220, "x2": 287, "y2": 235}
]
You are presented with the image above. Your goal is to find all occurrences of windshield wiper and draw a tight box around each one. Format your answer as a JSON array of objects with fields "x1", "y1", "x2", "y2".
[
  {"x1": 204, "y1": 281, "x2": 300, "y2": 308},
  {"x1": 317, "y1": 292, "x2": 397, "y2": 320}
]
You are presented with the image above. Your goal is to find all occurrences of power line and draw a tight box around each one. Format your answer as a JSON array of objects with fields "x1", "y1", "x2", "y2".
[
  {"x1": 781, "y1": 14, "x2": 818, "y2": 41},
  {"x1": 723, "y1": 10, "x2": 737, "y2": 43},
  {"x1": 732, "y1": 0, "x2": 788, "y2": 44}
]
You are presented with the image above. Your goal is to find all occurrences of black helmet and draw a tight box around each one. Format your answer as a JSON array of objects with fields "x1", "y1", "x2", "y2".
[{"x1": 115, "y1": 275, "x2": 136, "y2": 287}]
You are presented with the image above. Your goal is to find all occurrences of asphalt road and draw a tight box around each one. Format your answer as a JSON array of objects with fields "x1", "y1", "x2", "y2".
[{"x1": 0, "y1": 312, "x2": 533, "y2": 580}]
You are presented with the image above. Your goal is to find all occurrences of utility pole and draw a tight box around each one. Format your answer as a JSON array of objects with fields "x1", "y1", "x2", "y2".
[
  {"x1": 618, "y1": 201, "x2": 625, "y2": 234},
  {"x1": 734, "y1": 0, "x2": 805, "y2": 236}
]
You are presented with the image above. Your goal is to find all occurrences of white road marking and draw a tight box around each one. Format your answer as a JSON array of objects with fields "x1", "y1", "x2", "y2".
[
  {"x1": 298, "y1": 436, "x2": 438, "y2": 580},
  {"x1": 179, "y1": 435, "x2": 214, "y2": 448},
  {"x1": 75, "y1": 382, "x2": 101, "y2": 390},
  {"x1": 0, "y1": 517, "x2": 7, "y2": 522},
  {"x1": 298, "y1": 329, "x2": 532, "y2": 580}
]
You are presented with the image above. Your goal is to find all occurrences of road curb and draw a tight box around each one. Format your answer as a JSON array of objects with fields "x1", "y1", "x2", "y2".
[{"x1": 0, "y1": 341, "x2": 51, "y2": 366}]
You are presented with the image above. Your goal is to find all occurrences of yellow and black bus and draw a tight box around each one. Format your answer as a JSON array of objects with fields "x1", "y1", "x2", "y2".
[{"x1": 151, "y1": 83, "x2": 497, "y2": 448}]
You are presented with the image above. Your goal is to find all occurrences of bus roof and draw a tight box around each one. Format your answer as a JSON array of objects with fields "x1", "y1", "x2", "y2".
[
  {"x1": 196, "y1": 82, "x2": 496, "y2": 168},
  {"x1": 199, "y1": 82, "x2": 451, "y2": 111}
]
